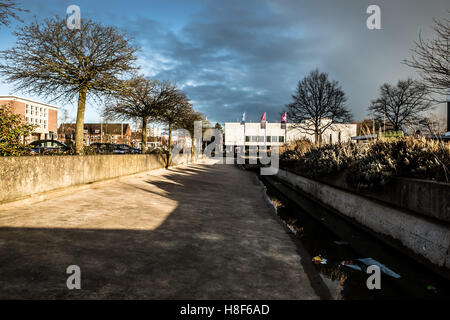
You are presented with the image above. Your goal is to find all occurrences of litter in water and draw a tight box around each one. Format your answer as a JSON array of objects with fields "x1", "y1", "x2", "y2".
[
  {"x1": 312, "y1": 255, "x2": 327, "y2": 265},
  {"x1": 427, "y1": 285, "x2": 437, "y2": 293},
  {"x1": 340, "y1": 258, "x2": 401, "y2": 278}
]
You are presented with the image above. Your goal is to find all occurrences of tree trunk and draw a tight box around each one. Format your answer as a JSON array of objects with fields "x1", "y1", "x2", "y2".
[
  {"x1": 166, "y1": 122, "x2": 172, "y2": 168},
  {"x1": 314, "y1": 129, "x2": 319, "y2": 146},
  {"x1": 141, "y1": 116, "x2": 147, "y2": 154},
  {"x1": 75, "y1": 87, "x2": 88, "y2": 155}
]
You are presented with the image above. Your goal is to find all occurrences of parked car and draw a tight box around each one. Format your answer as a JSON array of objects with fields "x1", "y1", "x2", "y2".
[
  {"x1": 90, "y1": 143, "x2": 115, "y2": 154},
  {"x1": 90, "y1": 143, "x2": 142, "y2": 154},
  {"x1": 114, "y1": 144, "x2": 142, "y2": 154},
  {"x1": 28, "y1": 140, "x2": 71, "y2": 154},
  {"x1": 136, "y1": 141, "x2": 161, "y2": 150}
]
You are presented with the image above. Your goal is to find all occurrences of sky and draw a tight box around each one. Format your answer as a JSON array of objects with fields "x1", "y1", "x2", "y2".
[{"x1": 0, "y1": 0, "x2": 448, "y2": 126}]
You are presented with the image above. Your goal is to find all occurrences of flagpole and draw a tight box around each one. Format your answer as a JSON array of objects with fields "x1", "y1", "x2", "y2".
[
  {"x1": 243, "y1": 118, "x2": 245, "y2": 154},
  {"x1": 264, "y1": 120, "x2": 267, "y2": 151},
  {"x1": 285, "y1": 124, "x2": 287, "y2": 144}
]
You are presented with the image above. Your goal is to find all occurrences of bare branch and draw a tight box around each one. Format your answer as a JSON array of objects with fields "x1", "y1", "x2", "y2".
[
  {"x1": 403, "y1": 14, "x2": 450, "y2": 97},
  {"x1": 368, "y1": 79, "x2": 433, "y2": 131},
  {"x1": 285, "y1": 69, "x2": 353, "y2": 144}
]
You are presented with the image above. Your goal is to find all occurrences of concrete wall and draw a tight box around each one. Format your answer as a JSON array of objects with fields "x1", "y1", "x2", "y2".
[
  {"x1": 276, "y1": 169, "x2": 450, "y2": 270},
  {"x1": 0, "y1": 153, "x2": 190, "y2": 204},
  {"x1": 315, "y1": 173, "x2": 450, "y2": 224}
]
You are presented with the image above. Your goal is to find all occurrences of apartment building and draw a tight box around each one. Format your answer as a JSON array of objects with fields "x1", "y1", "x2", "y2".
[{"x1": 0, "y1": 96, "x2": 59, "y2": 141}]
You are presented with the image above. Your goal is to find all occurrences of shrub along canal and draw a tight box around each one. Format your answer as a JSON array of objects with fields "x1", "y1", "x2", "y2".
[{"x1": 248, "y1": 167, "x2": 450, "y2": 300}]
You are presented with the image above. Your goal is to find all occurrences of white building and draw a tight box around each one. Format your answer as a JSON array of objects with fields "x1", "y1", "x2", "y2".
[{"x1": 225, "y1": 120, "x2": 356, "y2": 149}]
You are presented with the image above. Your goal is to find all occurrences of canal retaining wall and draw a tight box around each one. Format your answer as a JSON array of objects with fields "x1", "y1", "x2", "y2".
[
  {"x1": 276, "y1": 169, "x2": 450, "y2": 270},
  {"x1": 0, "y1": 153, "x2": 191, "y2": 204}
]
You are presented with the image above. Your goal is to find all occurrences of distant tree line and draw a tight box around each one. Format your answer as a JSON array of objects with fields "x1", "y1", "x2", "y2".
[{"x1": 286, "y1": 14, "x2": 449, "y2": 140}]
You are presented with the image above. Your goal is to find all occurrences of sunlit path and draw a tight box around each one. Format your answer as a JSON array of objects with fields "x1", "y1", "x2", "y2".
[{"x1": 0, "y1": 162, "x2": 320, "y2": 299}]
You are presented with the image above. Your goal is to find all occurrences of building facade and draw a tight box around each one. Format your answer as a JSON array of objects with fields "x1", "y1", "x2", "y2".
[
  {"x1": 58, "y1": 123, "x2": 131, "y2": 145},
  {"x1": 225, "y1": 121, "x2": 357, "y2": 149},
  {"x1": 0, "y1": 96, "x2": 58, "y2": 141}
]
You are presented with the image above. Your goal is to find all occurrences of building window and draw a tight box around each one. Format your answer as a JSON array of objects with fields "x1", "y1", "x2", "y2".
[
  {"x1": 245, "y1": 136, "x2": 250, "y2": 142},
  {"x1": 251, "y1": 136, "x2": 258, "y2": 142},
  {"x1": 266, "y1": 136, "x2": 271, "y2": 142},
  {"x1": 279, "y1": 136, "x2": 285, "y2": 143},
  {"x1": 258, "y1": 136, "x2": 264, "y2": 142},
  {"x1": 272, "y1": 136, "x2": 278, "y2": 142}
]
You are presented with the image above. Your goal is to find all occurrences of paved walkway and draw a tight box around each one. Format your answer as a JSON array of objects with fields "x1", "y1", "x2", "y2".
[{"x1": 0, "y1": 162, "x2": 320, "y2": 299}]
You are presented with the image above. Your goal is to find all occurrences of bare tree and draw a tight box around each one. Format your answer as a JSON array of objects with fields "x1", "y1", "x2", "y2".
[
  {"x1": 416, "y1": 114, "x2": 447, "y2": 135},
  {"x1": 404, "y1": 15, "x2": 449, "y2": 96},
  {"x1": 104, "y1": 76, "x2": 175, "y2": 153},
  {"x1": 368, "y1": 79, "x2": 433, "y2": 131},
  {"x1": 156, "y1": 88, "x2": 192, "y2": 166},
  {"x1": 285, "y1": 69, "x2": 353, "y2": 145},
  {"x1": 175, "y1": 109, "x2": 204, "y2": 161},
  {"x1": 0, "y1": 0, "x2": 27, "y2": 27},
  {"x1": 0, "y1": 17, "x2": 138, "y2": 154}
]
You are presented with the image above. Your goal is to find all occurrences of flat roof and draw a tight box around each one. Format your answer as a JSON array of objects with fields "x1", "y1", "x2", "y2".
[{"x1": 0, "y1": 95, "x2": 60, "y2": 110}]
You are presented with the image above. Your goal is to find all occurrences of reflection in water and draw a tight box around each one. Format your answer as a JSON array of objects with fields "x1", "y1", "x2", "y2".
[{"x1": 260, "y1": 176, "x2": 450, "y2": 300}]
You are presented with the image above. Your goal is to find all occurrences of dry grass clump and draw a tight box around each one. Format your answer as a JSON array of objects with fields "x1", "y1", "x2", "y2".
[{"x1": 280, "y1": 137, "x2": 450, "y2": 189}]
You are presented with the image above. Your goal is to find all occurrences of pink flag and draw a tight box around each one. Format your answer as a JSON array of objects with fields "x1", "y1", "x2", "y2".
[
  {"x1": 281, "y1": 112, "x2": 287, "y2": 123},
  {"x1": 260, "y1": 112, "x2": 266, "y2": 122}
]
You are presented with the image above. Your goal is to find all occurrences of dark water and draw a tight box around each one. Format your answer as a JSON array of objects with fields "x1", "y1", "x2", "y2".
[{"x1": 258, "y1": 174, "x2": 450, "y2": 300}]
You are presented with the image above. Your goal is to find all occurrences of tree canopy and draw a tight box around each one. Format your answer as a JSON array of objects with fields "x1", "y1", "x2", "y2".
[
  {"x1": 285, "y1": 69, "x2": 353, "y2": 144},
  {"x1": 0, "y1": 0, "x2": 27, "y2": 27},
  {"x1": 0, "y1": 16, "x2": 138, "y2": 153},
  {"x1": 104, "y1": 76, "x2": 177, "y2": 153},
  {"x1": 404, "y1": 15, "x2": 450, "y2": 96},
  {"x1": 0, "y1": 103, "x2": 34, "y2": 156},
  {"x1": 368, "y1": 79, "x2": 433, "y2": 131}
]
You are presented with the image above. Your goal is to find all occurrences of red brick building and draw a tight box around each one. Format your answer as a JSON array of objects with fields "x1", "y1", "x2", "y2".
[
  {"x1": 58, "y1": 123, "x2": 131, "y2": 145},
  {"x1": 0, "y1": 96, "x2": 59, "y2": 141}
]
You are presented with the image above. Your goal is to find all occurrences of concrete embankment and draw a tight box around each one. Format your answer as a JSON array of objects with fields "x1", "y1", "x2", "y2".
[
  {"x1": 0, "y1": 153, "x2": 191, "y2": 204},
  {"x1": 275, "y1": 169, "x2": 450, "y2": 275}
]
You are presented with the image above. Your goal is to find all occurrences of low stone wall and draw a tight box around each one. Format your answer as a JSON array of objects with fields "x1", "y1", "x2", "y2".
[
  {"x1": 311, "y1": 172, "x2": 450, "y2": 223},
  {"x1": 0, "y1": 153, "x2": 190, "y2": 204},
  {"x1": 276, "y1": 169, "x2": 450, "y2": 270}
]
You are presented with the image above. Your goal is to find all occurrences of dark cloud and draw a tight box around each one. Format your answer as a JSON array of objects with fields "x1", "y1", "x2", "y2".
[
  {"x1": 121, "y1": 0, "x2": 448, "y2": 124},
  {"x1": 2, "y1": 0, "x2": 448, "y2": 123}
]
